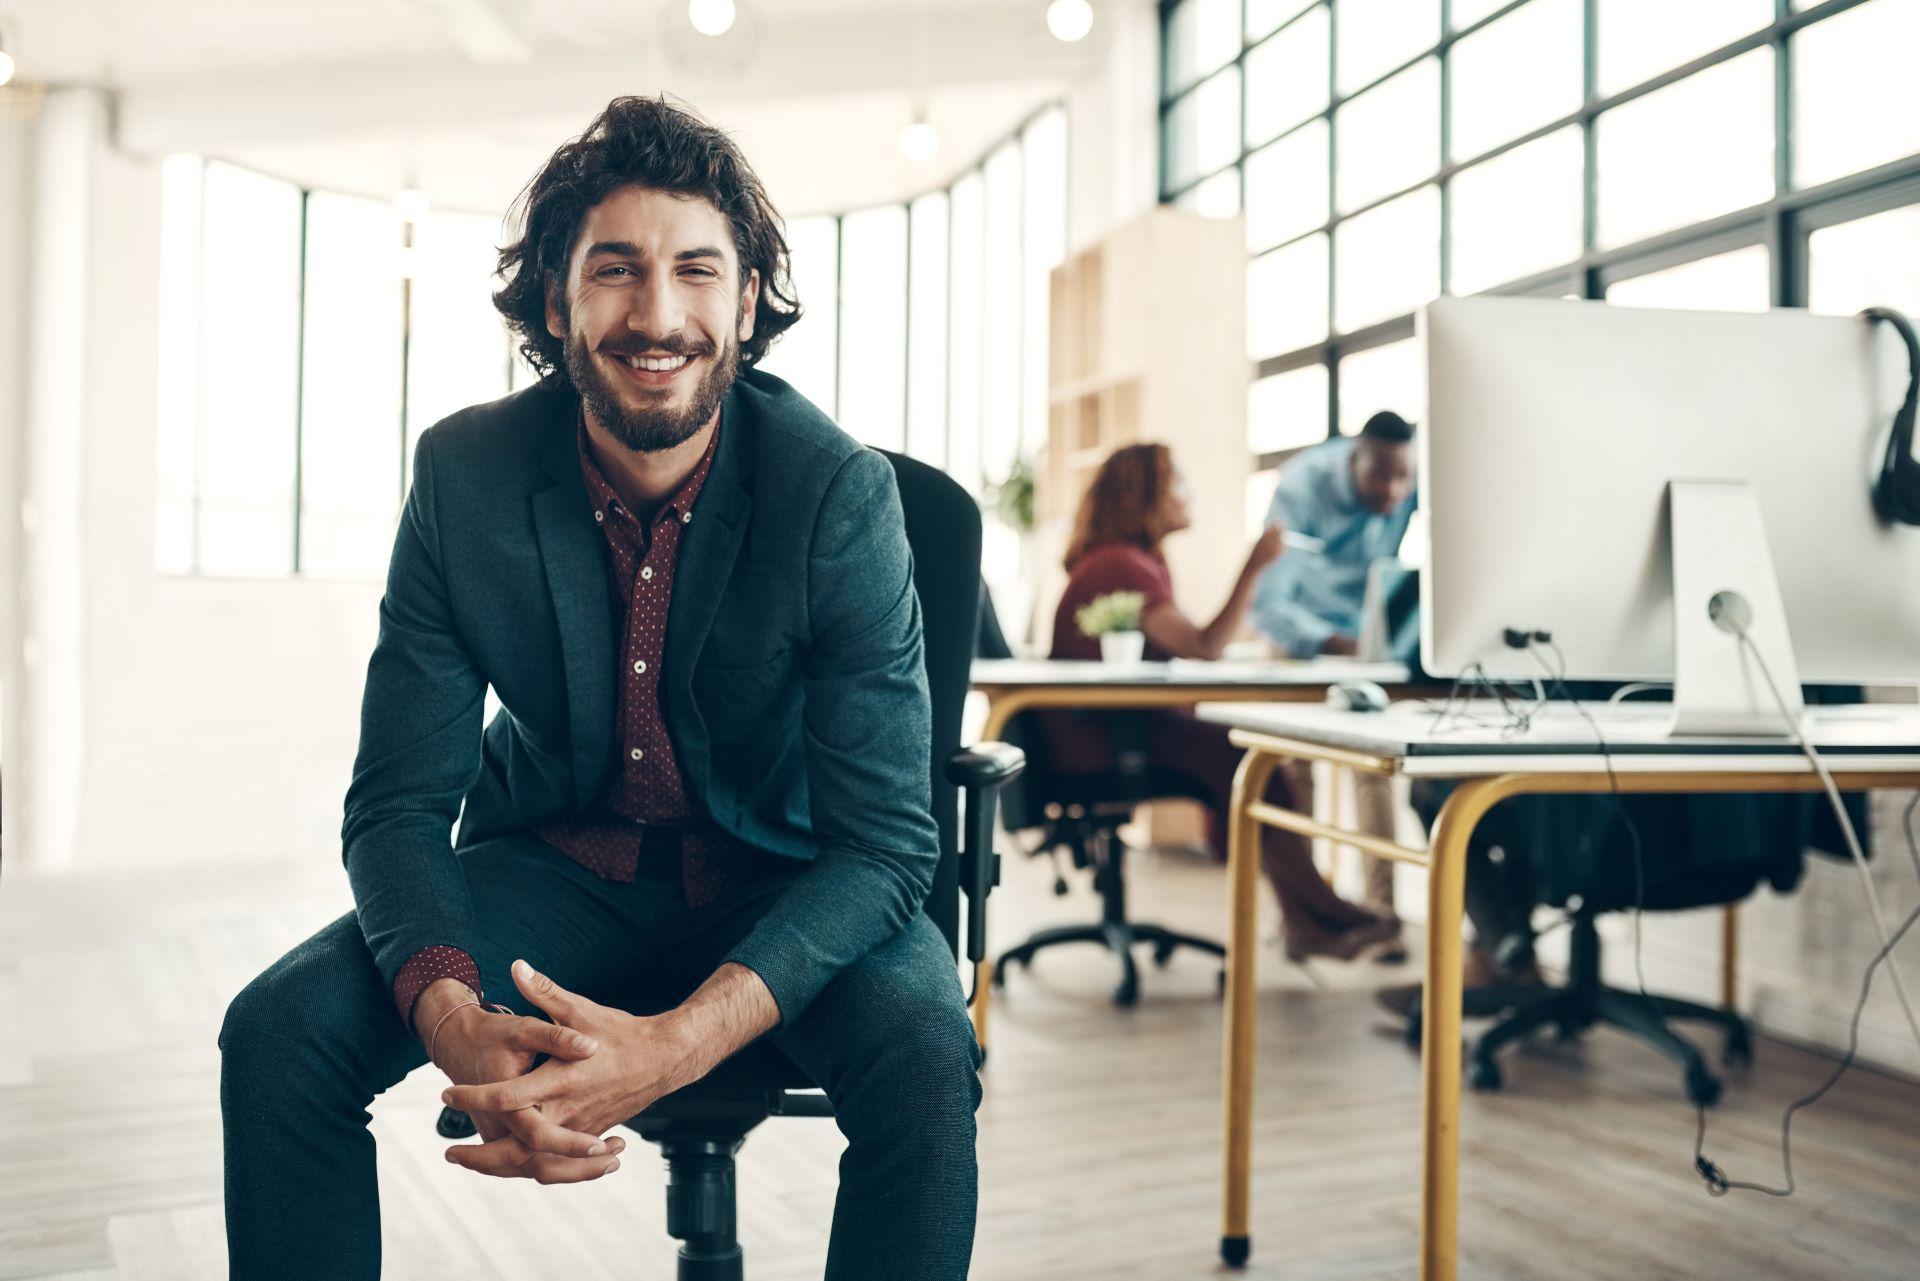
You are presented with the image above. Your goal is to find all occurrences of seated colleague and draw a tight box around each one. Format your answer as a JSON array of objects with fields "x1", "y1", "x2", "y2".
[
  {"x1": 218, "y1": 97, "x2": 979, "y2": 1281},
  {"x1": 1041, "y1": 443, "x2": 1396, "y2": 961},
  {"x1": 1250, "y1": 410, "x2": 1419, "y2": 941}
]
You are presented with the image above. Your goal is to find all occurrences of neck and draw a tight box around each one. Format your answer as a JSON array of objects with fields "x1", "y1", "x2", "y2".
[{"x1": 581, "y1": 408, "x2": 718, "y2": 513}]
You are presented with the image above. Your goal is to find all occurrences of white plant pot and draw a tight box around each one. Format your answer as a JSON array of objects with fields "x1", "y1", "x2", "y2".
[{"x1": 1100, "y1": 630, "x2": 1145, "y2": 665}]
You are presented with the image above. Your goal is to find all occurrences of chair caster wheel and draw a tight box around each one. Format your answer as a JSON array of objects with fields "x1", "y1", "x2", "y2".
[
  {"x1": 1686, "y1": 1067, "x2": 1723, "y2": 1108},
  {"x1": 1152, "y1": 940, "x2": 1175, "y2": 967},
  {"x1": 1722, "y1": 1026, "x2": 1753, "y2": 1068},
  {"x1": 991, "y1": 965, "x2": 1008, "y2": 990},
  {"x1": 1113, "y1": 975, "x2": 1140, "y2": 1007},
  {"x1": 1403, "y1": 1013, "x2": 1423, "y2": 1050},
  {"x1": 1216, "y1": 969, "x2": 1228, "y2": 998},
  {"x1": 1468, "y1": 1056, "x2": 1503, "y2": 1092},
  {"x1": 1220, "y1": 1235, "x2": 1250, "y2": 1268}
]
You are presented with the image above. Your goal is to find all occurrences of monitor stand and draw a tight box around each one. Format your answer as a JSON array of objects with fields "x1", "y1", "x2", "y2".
[{"x1": 1667, "y1": 479, "x2": 1805, "y2": 737}]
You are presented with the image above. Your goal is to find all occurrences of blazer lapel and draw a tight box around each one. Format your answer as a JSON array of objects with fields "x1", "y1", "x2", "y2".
[
  {"x1": 662, "y1": 399, "x2": 754, "y2": 780},
  {"x1": 529, "y1": 390, "x2": 617, "y2": 809}
]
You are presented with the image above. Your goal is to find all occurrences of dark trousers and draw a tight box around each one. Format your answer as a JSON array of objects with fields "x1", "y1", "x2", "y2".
[{"x1": 219, "y1": 832, "x2": 981, "y2": 1280}]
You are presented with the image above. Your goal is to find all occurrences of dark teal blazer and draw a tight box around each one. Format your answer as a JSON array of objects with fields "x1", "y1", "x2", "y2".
[{"x1": 339, "y1": 368, "x2": 937, "y2": 1024}]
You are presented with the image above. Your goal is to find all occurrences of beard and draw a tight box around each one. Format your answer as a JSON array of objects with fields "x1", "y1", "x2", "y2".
[{"x1": 564, "y1": 322, "x2": 741, "y2": 454}]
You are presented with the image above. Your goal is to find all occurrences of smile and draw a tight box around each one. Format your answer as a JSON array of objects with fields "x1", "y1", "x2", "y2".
[{"x1": 610, "y1": 351, "x2": 697, "y2": 388}]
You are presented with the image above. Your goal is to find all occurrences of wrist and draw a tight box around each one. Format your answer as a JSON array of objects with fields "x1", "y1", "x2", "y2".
[
  {"x1": 646, "y1": 1009, "x2": 714, "y2": 1090},
  {"x1": 414, "y1": 977, "x2": 483, "y2": 1042}
]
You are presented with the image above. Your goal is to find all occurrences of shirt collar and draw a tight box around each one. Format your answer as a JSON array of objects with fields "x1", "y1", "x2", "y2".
[{"x1": 575, "y1": 411, "x2": 722, "y2": 529}]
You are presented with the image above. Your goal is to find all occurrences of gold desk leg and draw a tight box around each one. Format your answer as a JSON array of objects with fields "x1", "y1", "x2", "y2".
[
  {"x1": 1419, "y1": 777, "x2": 1508, "y2": 1281},
  {"x1": 971, "y1": 959, "x2": 994, "y2": 1056},
  {"x1": 1721, "y1": 904, "x2": 1740, "y2": 1013},
  {"x1": 1221, "y1": 747, "x2": 1280, "y2": 1269}
]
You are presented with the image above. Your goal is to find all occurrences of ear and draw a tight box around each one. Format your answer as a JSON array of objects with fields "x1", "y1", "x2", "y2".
[
  {"x1": 544, "y1": 275, "x2": 568, "y2": 344},
  {"x1": 737, "y1": 268, "x2": 760, "y2": 344}
]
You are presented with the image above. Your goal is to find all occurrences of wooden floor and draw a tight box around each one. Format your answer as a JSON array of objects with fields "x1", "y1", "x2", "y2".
[{"x1": 2, "y1": 843, "x2": 1917, "y2": 1280}]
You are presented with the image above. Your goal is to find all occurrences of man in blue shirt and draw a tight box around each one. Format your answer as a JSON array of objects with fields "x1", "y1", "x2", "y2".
[
  {"x1": 1252, "y1": 410, "x2": 1417, "y2": 658},
  {"x1": 1251, "y1": 410, "x2": 1417, "y2": 945}
]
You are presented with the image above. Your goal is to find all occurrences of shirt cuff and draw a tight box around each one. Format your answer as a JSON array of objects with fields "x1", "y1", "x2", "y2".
[{"x1": 393, "y1": 945, "x2": 484, "y2": 1034}]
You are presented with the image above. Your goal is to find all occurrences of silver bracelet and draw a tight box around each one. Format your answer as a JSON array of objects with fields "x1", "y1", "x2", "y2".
[{"x1": 427, "y1": 997, "x2": 482, "y2": 1063}]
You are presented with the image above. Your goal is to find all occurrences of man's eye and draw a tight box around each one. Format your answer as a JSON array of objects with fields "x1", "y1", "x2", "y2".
[{"x1": 597, "y1": 266, "x2": 631, "y2": 278}]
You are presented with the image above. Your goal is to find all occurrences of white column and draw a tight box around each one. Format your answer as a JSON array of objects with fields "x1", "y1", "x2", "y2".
[{"x1": 16, "y1": 87, "x2": 106, "y2": 872}]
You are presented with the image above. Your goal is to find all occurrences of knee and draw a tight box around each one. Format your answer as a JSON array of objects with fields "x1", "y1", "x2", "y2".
[{"x1": 843, "y1": 994, "x2": 983, "y2": 1136}]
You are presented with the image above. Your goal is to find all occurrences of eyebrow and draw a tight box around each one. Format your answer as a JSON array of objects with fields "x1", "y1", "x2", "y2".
[{"x1": 582, "y1": 241, "x2": 728, "y2": 264}]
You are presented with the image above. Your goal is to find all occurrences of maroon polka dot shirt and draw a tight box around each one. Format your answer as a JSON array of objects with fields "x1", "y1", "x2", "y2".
[{"x1": 392, "y1": 412, "x2": 775, "y2": 1029}]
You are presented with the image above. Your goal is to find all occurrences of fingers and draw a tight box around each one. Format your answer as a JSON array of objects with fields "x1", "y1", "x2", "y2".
[
  {"x1": 502, "y1": 1102, "x2": 609, "y2": 1160},
  {"x1": 507, "y1": 1017, "x2": 598, "y2": 1061},
  {"x1": 444, "y1": 1075, "x2": 543, "y2": 1115},
  {"x1": 446, "y1": 1133, "x2": 627, "y2": 1183},
  {"x1": 511, "y1": 959, "x2": 586, "y2": 1023}
]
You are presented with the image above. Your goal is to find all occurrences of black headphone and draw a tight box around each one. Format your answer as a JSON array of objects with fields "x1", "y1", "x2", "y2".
[{"x1": 1862, "y1": 306, "x2": 1920, "y2": 527}]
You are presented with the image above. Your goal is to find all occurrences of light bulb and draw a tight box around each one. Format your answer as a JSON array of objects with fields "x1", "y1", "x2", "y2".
[
  {"x1": 688, "y1": 0, "x2": 737, "y2": 38},
  {"x1": 0, "y1": 49, "x2": 15, "y2": 89},
  {"x1": 899, "y1": 119, "x2": 940, "y2": 163},
  {"x1": 394, "y1": 188, "x2": 430, "y2": 224},
  {"x1": 1046, "y1": 0, "x2": 1094, "y2": 43}
]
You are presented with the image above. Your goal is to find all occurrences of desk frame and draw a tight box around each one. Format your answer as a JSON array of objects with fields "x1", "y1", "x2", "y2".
[
  {"x1": 1217, "y1": 726, "x2": 1920, "y2": 1280},
  {"x1": 970, "y1": 682, "x2": 1373, "y2": 1052}
]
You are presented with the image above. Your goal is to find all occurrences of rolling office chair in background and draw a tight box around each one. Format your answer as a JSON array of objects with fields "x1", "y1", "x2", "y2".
[
  {"x1": 437, "y1": 451, "x2": 1023, "y2": 1281},
  {"x1": 1399, "y1": 776, "x2": 1862, "y2": 1105},
  {"x1": 977, "y1": 586, "x2": 1224, "y2": 1008}
]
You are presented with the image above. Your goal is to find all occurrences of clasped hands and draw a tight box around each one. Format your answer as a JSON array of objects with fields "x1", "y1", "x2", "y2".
[{"x1": 424, "y1": 959, "x2": 697, "y2": 1185}]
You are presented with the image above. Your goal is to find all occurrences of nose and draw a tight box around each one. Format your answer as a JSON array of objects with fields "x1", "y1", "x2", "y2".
[{"x1": 626, "y1": 270, "x2": 689, "y2": 346}]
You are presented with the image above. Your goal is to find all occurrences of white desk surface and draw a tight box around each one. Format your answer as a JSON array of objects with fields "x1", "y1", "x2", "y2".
[
  {"x1": 1194, "y1": 699, "x2": 1920, "y2": 777},
  {"x1": 971, "y1": 657, "x2": 1413, "y2": 687}
]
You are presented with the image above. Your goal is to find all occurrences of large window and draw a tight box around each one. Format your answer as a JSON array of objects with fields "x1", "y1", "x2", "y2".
[
  {"x1": 157, "y1": 159, "x2": 519, "y2": 579},
  {"x1": 1159, "y1": 0, "x2": 1920, "y2": 483},
  {"x1": 158, "y1": 105, "x2": 1069, "y2": 578}
]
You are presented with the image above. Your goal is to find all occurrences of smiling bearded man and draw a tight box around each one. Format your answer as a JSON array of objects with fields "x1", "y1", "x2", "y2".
[{"x1": 217, "y1": 96, "x2": 980, "y2": 1281}]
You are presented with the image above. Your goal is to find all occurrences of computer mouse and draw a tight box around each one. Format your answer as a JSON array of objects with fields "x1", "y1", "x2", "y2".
[{"x1": 1327, "y1": 679, "x2": 1390, "y2": 713}]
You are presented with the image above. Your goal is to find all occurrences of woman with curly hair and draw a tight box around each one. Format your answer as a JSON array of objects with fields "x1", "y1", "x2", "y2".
[{"x1": 1044, "y1": 442, "x2": 1398, "y2": 961}]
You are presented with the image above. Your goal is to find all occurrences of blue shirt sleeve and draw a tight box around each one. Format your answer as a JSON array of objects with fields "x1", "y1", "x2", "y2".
[{"x1": 1250, "y1": 466, "x2": 1338, "y2": 658}]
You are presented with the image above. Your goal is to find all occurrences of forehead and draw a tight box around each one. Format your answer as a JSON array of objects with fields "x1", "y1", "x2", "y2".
[
  {"x1": 1357, "y1": 439, "x2": 1414, "y2": 472},
  {"x1": 572, "y1": 185, "x2": 737, "y2": 265}
]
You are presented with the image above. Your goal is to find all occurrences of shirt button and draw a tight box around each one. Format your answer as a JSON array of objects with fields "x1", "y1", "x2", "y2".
[
  {"x1": 633, "y1": 659, "x2": 647, "y2": 674},
  {"x1": 594, "y1": 510, "x2": 606, "y2": 523},
  {"x1": 681, "y1": 512, "x2": 692, "y2": 525},
  {"x1": 641, "y1": 566, "x2": 653, "y2": 580},
  {"x1": 630, "y1": 747, "x2": 644, "y2": 761}
]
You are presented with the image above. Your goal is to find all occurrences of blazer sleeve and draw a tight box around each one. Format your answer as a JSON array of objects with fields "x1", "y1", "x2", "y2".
[
  {"x1": 340, "y1": 428, "x2": 488, "y2": 1013},
  {"x1": 722, "y1": 448, "x2": 940, "y2": 1027}
]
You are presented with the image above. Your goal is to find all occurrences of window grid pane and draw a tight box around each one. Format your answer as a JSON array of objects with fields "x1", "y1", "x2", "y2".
[
  {"x1": 1449, "y1": 127, "x2": 1584, "y2": 294},
  {"x1": 1249, "y1": 234, "x2": 1331, "y2": 358},
  {"x1": 1244, "y1": 5, "x2": 1329, "y2": 149},
  {"x1": 1334, "y1": 185, "x2": 1439, "y2": 333},
  {"x1": 1448, "y1": 0, "x2": 1582, "y2": 163},
  {"x1": 1336, "y1": 0, "x2": 1439, "y2": 96},
  {"x1": 1246, "y1": 119, "x2": 1329, "y2": 252},
  {"x1": 1605, "y1": 245, "x2": 1772, "y2": 312},
  {"x1": 907, "y1": 192, "x2": 950, "y2": 467},
  {"x1": 1166, "y1": 66, "x2": 1243, "y2": 193},
  {"x1": 1793, "y1": 0, "x2": 1920, "y2": 191},
  {"x1": 1167, "y1": 0, "x2": 1244, "y2": 97},
  {"x1": 1335, "y1": 58, "x2": 1439, "y2": 214}
]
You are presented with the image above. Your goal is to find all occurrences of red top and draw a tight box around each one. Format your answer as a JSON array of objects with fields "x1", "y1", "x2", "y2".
[
  {"x1": 1048, "y1": 543, "x2": 1176, "y2": 661},
  {"x1": 1039, "y1": 542, "x2": 1178, "y2": 774},
  {"x1": 390, "y1": 414, "x2": 775, "y2": 1031}
]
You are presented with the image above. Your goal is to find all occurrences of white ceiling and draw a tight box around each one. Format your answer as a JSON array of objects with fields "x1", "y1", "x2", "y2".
[{"x1": 3, "y1": 0, "x2": 1101, "y2": 215}]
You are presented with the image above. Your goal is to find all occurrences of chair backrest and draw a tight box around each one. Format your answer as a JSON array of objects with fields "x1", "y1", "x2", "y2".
[{"x1": 881, "y1": 451, "x2": 980, "y2": 959}]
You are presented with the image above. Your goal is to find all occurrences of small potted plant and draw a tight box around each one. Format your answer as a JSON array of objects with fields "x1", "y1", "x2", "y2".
[{"x1": 1076, "y1": 590, "x2": 1147, "y2": 664}]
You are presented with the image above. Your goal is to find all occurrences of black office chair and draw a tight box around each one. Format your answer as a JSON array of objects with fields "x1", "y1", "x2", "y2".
[
  {"x1": 977, "y1": 586, "x2": 1224, "y2": 1008},
  {"x1": 436, "y1": 451, "x2": 1022, "y2": 1280},
  {"x1": 1402, "y1": 779, "x2": 1863, "y2": 1105}
]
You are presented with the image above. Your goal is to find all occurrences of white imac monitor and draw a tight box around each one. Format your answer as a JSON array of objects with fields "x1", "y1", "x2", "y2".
[{"x1": 1419, "y1": 295, "x2": 1920, "y2": 733}]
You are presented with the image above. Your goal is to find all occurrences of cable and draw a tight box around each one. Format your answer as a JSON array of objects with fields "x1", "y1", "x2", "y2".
[
  {"x1": 1729, "y1": 627, "x2": 1920, "y2": 1058},
  {"x1": 1694, "y1": 793, "x2": 1920, "y2": 1197}
]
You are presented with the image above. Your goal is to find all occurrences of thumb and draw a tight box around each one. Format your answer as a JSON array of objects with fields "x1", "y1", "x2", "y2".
[{"x1": 511, "y1": 959, "x2": 585, "y2": 1023}]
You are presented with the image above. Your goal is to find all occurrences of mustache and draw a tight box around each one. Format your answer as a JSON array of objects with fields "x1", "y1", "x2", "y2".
[{"x1": 598, "y1": 332, "x2": 716, "y2": 360}]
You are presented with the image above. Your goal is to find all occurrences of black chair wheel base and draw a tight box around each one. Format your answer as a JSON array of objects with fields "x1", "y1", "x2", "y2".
[
  {"x1": 1686, "y1": 1066, "x2": 1724, "y2": 1108},
  {"x1": 1216, "y1": 969, "x2": 1228, "y2": 998},
  {"x1": 1221, "y1": 1235, "x2": 1251, "y2": 1268},
  {"x1": 1113, "y1": 972, "x2": 1140, "y2": 1007},
  {"x1": 1722, "y1": 1025, "x2": 1754, "y2": 1068},
  {"x1": 1151, "y1": 939, "x2": 1175, "y2": 967},
  {"x1": 1468, "y1": 1055, "x2": 1503, "y2": 1093},
  {"x1": 1403, "y1": 1012, "x2": 1424, "y2": 1050}
]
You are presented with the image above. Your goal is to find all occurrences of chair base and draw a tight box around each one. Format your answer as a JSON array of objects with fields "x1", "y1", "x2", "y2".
[
  {"x1": 994, "y1": 826, "x2": 1225, "y2": 1006},
  {"x1": 1406, "y1": 914, "x2": 1752, "y2": 1106},
  {"x1": 629, "y1": 1112, "x2": 765, "y2": 1281}
]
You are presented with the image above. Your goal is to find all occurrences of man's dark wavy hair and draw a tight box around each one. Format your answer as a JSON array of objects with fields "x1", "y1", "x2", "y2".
[{"x1": 493, "y1": 95, "x2": 801, "y2": 380}]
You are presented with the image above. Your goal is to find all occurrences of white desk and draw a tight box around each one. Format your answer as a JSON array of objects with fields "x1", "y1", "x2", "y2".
[
  {"x1": 1193, "y1": 698, "x2": 1920, "y2": 1281},
  {"x1": 964, "y1": 658, "x2": 1423, "y2": 1052}
]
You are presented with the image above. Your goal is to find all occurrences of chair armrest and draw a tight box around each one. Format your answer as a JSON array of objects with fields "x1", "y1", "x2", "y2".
[
  {"x1": 945, "y1": 741, "x2": 1025, "y2": 970},
  {"x1": 945, "y1": 740, "x2": 1025, "y2": 791}
]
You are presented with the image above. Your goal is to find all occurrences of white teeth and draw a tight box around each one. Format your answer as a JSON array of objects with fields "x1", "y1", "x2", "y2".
[{"x1": 623, "y1": 354, "x2": 690, "y2": 372}]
